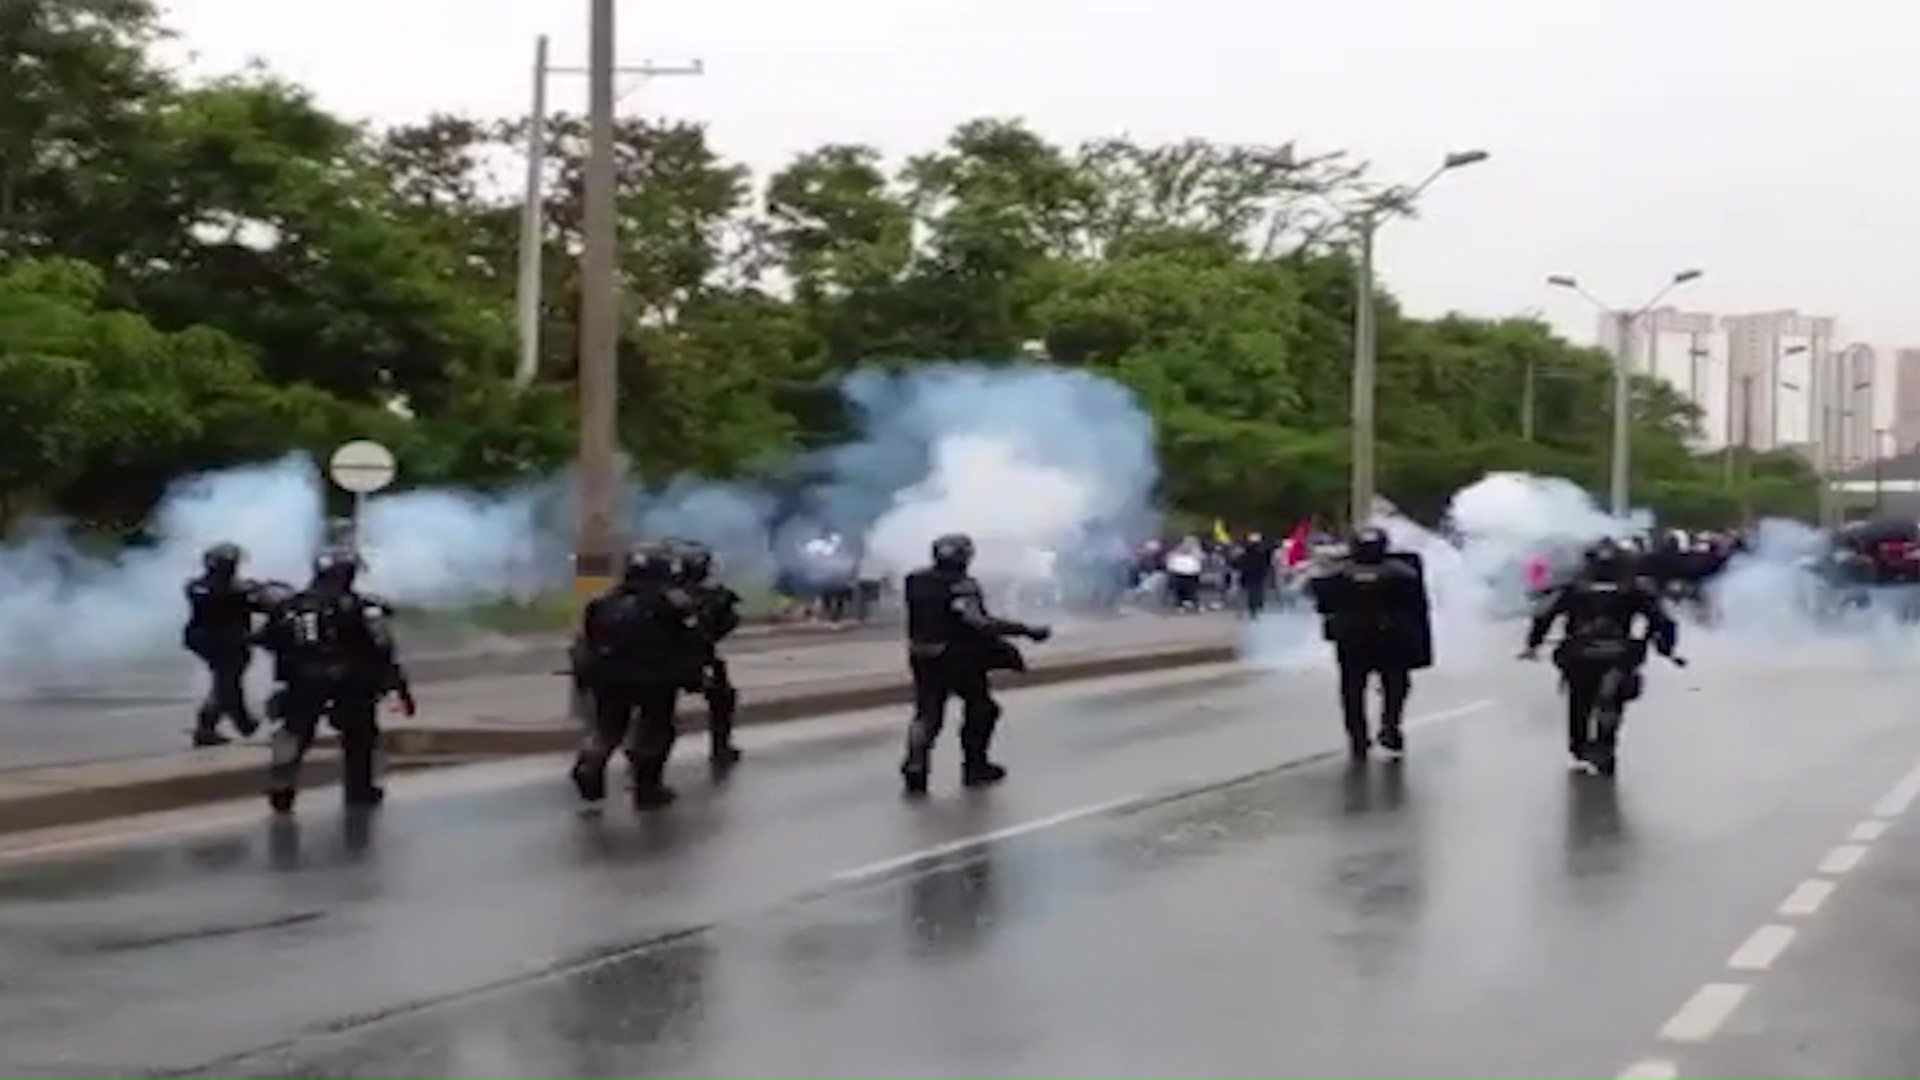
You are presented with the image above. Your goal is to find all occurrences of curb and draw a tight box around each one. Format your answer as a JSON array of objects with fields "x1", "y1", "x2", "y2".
[
  {"x1": 0, "y1": 755, "x2": 463, "y2": 838},
  {"x1": 403, "y1": 620, "x2": 891, "y2": 685},
  {"x1": 0, "y1": 641, "x2": 1235, "y2": 839},
  {"x1": 381, "y1": 641, "x2": 1236, "y2": 757}
]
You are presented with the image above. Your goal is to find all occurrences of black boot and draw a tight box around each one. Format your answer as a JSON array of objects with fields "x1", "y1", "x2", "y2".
[
  {"x1": 1377, "y1": 726, "x2": 1405, "y2": 755},
  {"x1": 267, "y1": 788, "x2": 296, "y2": 814},
  {"x1": 193, "y1": 728, "x2": 232, "y2": 748},
  {"x1": 961, "y1": 760, "x2": 1008, "y2": 787},
  {"x1": 632, "y1": 783, "x2": 678, "y2": 810},
  {"x1": 570, "y1": 758, "x2": 607, "y2": 803},
  {"x1": 630, "y1": 755, "x2": 676, "y2": 810},
  {"x1": 344, "y1": 786, "x2": 385, "y2": 808},
  {"x1": 901, "y1": 721, "x2": 933, "y2": 796}
]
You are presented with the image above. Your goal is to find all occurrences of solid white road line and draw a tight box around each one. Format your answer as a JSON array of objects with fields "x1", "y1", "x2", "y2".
[
  {"x1": 831, "y1": 799, "x2": 1134, "y2": 883},
  {"x1": 831, "y1": 698, "x2": 1496, "y2": 885},
  {"x1": 1617, "y1": 1060, "x2": 1679, "y2": 1079}
]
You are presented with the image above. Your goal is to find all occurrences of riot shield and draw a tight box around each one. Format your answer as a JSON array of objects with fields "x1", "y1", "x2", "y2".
[{"x1": 1386, "y1": 551, "x2": 1435, "y2": 670}]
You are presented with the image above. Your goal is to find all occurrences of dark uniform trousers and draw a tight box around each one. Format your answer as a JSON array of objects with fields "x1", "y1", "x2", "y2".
[
  {"x1": 266, "y1": 682, "x2": 382, "y2": 800},
  {"x1": 588, "y1": 682, "x2": 681, "y2": 784},
  {"x1": 1335, "y1": 642, "x2": 1410, "y2": 747},
  {"x1": 905, "y1": 654, "x2": 1000, "y2": 771}
]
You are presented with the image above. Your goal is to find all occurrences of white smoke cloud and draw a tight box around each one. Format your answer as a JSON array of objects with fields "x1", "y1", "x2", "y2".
[
  {"x1": 0, "y1": 362, "x2": 1162, "y2": 686},
  {"x1": 1238, "y1": 469, "x2": 1891, "y2": 674}
]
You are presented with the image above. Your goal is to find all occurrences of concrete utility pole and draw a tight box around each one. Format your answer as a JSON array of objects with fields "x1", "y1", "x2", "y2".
[
  {"x1": 1545, "y1": 269, "x2": 1704, "y2": 518},
  {"x1": 1348, "y1": 149, "x2": 1489, "y2": 528},
  {"x1": 572, "y1": 0, "x2": 704, "y2": 600},
  {"x1": 514, "y1": 34, "x2": 550, "y2": 390},
  {"x1": 517, "y1": 33, "x2": 704, "y2": 392},
  {"x1": 1521, "y1": 356, "x2": 1536, "y2": 442}
]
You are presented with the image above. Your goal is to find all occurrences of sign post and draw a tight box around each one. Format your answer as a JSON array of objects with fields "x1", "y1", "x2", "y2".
[{"x1": 327, "y1": 440, "x2": 398, "y2": 551}]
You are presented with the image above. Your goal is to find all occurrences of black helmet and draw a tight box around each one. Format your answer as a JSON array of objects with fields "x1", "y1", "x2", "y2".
[
  {"x1": 931, "y1": 533, "x2": 975, "y2": 570},
  {"x1": 311, "y1": 547, "x2": 360, "y2": 590},
  {"x1": 623, "y1": 542, "x2": 674, "y2": 585},
  {"x1": 676, "y1": 541, "x2": 713, "y2": 583},
  {"x1": 1584, "y1": 537, "x2": 1627, "y2": 580},
  {"x1": 1349, "y1": 527, "x2": 1388, "y2": 564},
  {"x1": 203, "y1": 542, "x2": 242, "y2": 575}
]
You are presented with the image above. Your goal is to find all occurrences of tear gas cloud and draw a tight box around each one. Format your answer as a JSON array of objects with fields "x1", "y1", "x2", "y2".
[
  {"x1": 0, "y1": 362, "x2": 1159, "y2": 685},
  {"x1": 1242, "y1": 471, "x2": 1857, "y2": 672}
]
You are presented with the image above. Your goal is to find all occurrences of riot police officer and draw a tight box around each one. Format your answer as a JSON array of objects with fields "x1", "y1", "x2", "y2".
[
  {"x1": 182, "y1": 542, "x2": 264, "y2": 746},
  {"x1": 572, "y1": 543, "x2": 706, "y2": 810},
  {"x1": 256, "y1": 548, "x2": 415, "y2": 813},
  {"x1": 673, "y1": 541, "x2": 744, "y2": 771},
  {"x1": 900, "y1": 533, "x2": 1051, "y2": 795},
  {"x1": 1521, "y1": 537, "x2": 1678, "y2": 774},
  {"x1": 1309, "y1": 526, "x2": 1433, "y2": 761}
]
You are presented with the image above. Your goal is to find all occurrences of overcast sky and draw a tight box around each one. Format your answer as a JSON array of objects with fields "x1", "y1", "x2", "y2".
[{"x1": 155, "y1": 0, "x2": 1918, "y2": 351}]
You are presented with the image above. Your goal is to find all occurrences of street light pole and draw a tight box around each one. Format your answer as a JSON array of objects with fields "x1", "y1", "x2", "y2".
[
  {"x1": 1875, "y1": 427, "x2": 1890, "y2": 511},
  {"x1": 1348, "y1": 148, "x2": 1489, "y2": 528},
  {"x1": 1350, "y1": 213, "x2": 1377, "y2": 530},
  {"x1": 1609, "y1": 308, "x2": 1634, "y2": 517},
  {"x1": 1770, "y1": 342, "x2": 1807, "y2": 450},
  {"x1": 1546, "y1": 269, "x2": 1704, "y2": 518}
]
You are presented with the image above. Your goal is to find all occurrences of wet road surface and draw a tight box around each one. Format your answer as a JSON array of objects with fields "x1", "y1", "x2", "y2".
[
  {"x1": 0, "y1": 620, "x2": 904, "y2": 771},
  {"x1": 2, "y1": 637, "x2": 1919, "y2": 1077}
]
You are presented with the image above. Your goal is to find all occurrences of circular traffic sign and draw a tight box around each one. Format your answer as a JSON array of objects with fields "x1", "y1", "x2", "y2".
[{"x1": 328, "y1": 440, "x2": 397, "y2": 494}]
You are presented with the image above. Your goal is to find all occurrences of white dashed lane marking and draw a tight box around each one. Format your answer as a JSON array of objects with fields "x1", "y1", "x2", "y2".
[
  {"x1": 1725, "y1": 924, "x2": 1796, "y2": 972},
  {"x1": 1817, "y1": 844, "x2": 1868, "y2": 875},
  {"x1": 1617, "y1": 754, "x2": 1920, "y2": 1077},
  {"x1": 1778, "y1": 878, "x2": 1836, "y2": 917},
  {"x1": 1658, "y1": 983, "x2": 1749, "y2": 1043},
  {"x1": 1849, "y1": 819, "x2": 1888, "y2": 842}
]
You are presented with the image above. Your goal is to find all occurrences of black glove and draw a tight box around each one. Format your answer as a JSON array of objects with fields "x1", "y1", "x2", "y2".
[{"x1": 1026, "y1": 624, "x2": 1053, "y2": 643}]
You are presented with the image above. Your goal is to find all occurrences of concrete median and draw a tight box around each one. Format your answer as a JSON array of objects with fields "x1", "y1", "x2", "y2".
[{"x1": 0, "y1": 622, "x2": 1242, "y2": 837}]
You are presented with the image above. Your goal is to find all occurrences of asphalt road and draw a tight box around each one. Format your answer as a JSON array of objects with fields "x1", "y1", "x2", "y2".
[
  {"x1": 1, "y1": 631, "x2": 1918, "y2": 1078},
  {"x1": 0, "y1": 622, "x2": 900, "y2": 771},
  {"x1": 0, "y1": 612, "x2": 1212, "y2": 772}
]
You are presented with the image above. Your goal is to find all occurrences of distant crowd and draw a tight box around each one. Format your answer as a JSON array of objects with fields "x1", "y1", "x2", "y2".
[{"x1": 768, "y1": 521, "x2": 1337, "y2": 622}]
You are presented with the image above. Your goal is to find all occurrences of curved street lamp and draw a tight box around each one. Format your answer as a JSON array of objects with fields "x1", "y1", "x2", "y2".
[
  {"x1": 1348, "y1": 148, "x2": 1491, "y2": 527},
  {"x1": 1546, "y1": 269, "x2": 1705, "y2": 517}
]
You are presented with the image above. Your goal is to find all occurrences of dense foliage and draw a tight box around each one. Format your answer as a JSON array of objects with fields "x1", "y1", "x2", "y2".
[{"x1": 0, "y1": 0, "x2": 1815, "y2": 534}]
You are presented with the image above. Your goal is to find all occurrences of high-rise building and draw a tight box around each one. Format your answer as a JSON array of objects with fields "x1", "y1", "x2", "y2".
[
  {"x1": 1893, "y1": 348, "x2": 1920, "y2": 456},
  {"x1": 1717, "y1": 310, "x2": 1835, "y2": 453},
  {"x1": 1833, "y1": 343, "x2": 1879, "y2": 467},
  {"x1": 1580, "y1": 306, "x2": 1898, "y2": 464},
  {"x1": 1597, "y1": 308, "x2": 1721, "y2": 446}
]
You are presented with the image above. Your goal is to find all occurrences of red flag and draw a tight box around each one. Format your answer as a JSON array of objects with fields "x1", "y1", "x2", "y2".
[{"x1": 1282, "y1": 519, "x2": 1311, "y2": 567}]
